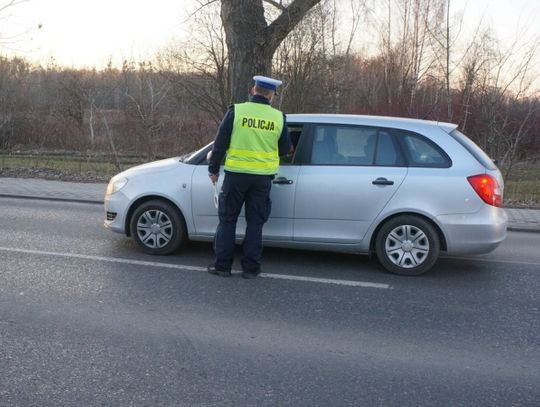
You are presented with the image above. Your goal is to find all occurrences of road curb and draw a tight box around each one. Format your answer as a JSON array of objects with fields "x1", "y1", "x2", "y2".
[
  {"x1": 507, "y1": 226, "x2": 540, "y2": 234},
  {"x1": 0, "y1": 194, "x2": 103, "y2": 205}
]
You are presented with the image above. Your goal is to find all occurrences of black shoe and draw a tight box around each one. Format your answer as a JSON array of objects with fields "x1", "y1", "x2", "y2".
[
  {"x1": 207, "y1": 265, "x2": 232, "y2": 277},
  {"x1": 242, "y1": 270, "x2": 261, "y2": 279}
]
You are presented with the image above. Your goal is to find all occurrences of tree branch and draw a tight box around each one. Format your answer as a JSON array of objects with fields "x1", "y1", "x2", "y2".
[
  {"x1": 264, "y1": 0, "x2": 286, "y2": 11},
  {"x1": 0, "y1": 0, "x2": 28, "y2": 14},
  {"x1": 266, "y1": 0, "x2": 322, "y2": 50},
  {"x1": 184, "y1": 0, "x2": 219, "y2": 22}
]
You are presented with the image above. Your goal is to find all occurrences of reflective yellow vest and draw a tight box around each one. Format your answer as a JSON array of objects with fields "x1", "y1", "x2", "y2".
[{"x1": 224, "y1": 102, "x2": 284, "y2": 175}]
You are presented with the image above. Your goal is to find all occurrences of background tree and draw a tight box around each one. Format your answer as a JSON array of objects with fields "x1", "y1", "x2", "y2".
[
  {"x1": 159, "y1": 3, "x2": 230, "y2": 122},
  {"x1": 220, "y1": 0, "x2": 322, "y2": 102},
  {"x1": 122, "y1": 61, "x2": 172, "y2": 160},
  {"x1": 0, "y1": 0, "x2": 539, "y2": 202},
  {"x1": 0, "y1": 1, "x2": 32, "y2": 47}
]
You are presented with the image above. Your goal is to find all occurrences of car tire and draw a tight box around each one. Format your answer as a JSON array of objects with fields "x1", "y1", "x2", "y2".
[
  {"x1": 130, "y1": 199, "x2": 186, "y2": 255},
  {"x1": 375, "y1": 215, "x2": 440, "y2": 276}
]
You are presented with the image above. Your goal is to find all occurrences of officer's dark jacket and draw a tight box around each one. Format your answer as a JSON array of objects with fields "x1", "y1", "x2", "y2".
[{"x1": 208, "y1": 95, "x2": 291, "y2": 175}]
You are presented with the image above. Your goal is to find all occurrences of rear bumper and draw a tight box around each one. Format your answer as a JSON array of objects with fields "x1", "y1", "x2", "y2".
[{"x1": 437, "y1": 207, "x2": 507, "y2": 254}]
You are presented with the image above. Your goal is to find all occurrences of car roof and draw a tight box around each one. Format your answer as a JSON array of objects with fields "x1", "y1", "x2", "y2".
[{"x1": 286, "y1": 114, "x2": 458, "y2": 134}]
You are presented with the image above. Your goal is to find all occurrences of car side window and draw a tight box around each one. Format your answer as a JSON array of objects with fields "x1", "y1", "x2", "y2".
[
  {"x1": 310, "y1": 125, "x2": 376, "y2": 165},
  {"x1": 280, "y1": 125, "x2": 303, "y2": 165},
  {"x1": 375, "y1": 131, "x2": 404, "y2": 166},
  {"x1": 400, "y1": 133, "x2": 451, "y2": 168}
]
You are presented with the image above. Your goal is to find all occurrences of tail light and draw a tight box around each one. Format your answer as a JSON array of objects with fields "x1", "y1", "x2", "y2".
[{"x1": 467, "y1": 174, "x2": 503, "y2": 207}]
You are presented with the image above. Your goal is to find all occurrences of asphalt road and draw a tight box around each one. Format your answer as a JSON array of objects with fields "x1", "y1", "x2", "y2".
[{"x1": 0, "y1": 198, "x2": 539, "y2": 406}]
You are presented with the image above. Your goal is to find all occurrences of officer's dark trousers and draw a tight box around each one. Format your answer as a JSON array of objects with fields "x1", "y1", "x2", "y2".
[{"x1": 214, "y1": 172, "x2": 272, "y2": 273}]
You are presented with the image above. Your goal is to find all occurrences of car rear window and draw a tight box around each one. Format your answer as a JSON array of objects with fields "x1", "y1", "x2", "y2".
[
  {"x1": 398, "y1": 133, "x2": 452, "y2": 168},
  {"x1": 449, "y1": 129, "x2": 497, "y2": 170}
]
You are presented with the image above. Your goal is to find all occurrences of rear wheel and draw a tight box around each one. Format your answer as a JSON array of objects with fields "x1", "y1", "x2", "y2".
[
  {"x1": 130, "y1": 199, "x2": 186, "y2": 255},
  {"x1": 375, "y1": 215, "x2": 440, "y2": 276}
]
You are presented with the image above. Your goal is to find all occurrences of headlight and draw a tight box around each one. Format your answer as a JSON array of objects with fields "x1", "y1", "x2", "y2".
[{"x1": 106, "y1": 177, "x2": 128, "y2": 195}]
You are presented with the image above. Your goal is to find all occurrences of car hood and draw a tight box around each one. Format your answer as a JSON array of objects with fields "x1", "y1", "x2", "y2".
[{"x1": 119, "y1": 157, "x2": 182, "y2": 178}]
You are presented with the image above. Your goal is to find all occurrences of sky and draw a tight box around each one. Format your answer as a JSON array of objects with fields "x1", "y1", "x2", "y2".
[
  {"x1": 1, "y1": 0, "x2": 540, "y2": 68},
  {"x1": 1, "y1": 0, "x2": 190, "y2": 67},
  {"x1": 453, "y1": 0, "x2": 540, "y2": 43}
]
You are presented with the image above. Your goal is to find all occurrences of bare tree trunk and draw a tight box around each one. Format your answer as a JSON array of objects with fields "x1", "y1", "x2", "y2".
[
  {"x1": 221, "y1": 0, "x2": 321, "y2": 103},
  {"x1": 102, "y1": 114, "x2": 122, "y2": 171},
  {"x1": 384, "y1": 0, "x2": 392, "y2": 107},
  {"x1": 445, "y1": 0, "x2": 452, "y2": 120},
  {"x1": 88, "y1": 100, "x2": 96, "y2": 147}
]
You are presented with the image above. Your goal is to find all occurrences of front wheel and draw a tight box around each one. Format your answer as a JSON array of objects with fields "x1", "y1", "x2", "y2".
[
  {"x1": 375, "y1": 215, "x2": 440, "y2": 276},
  {"x1": 130, "y1": 199, "x2": 186, "y2": 255}
]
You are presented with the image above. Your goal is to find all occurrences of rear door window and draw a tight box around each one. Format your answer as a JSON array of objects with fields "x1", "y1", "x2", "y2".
[
  {"x1": 307, "y1": 124, "x2": 407, "y2": 167},
  {"x1": 310, "y1": 125, "x2": 376, "y2": 165},
  {"x1": 375, "y1": 131, "x2": 405, "y2": 166}
]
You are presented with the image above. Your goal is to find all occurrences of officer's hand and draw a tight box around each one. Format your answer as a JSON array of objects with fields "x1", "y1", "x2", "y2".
[{"x1": 209, "y1": 173, "x2": 219, "y2": 184}]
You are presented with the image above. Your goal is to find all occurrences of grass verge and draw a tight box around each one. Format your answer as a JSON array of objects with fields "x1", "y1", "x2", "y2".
[
  {"x1": 504, "y1": 165, "x2": 540, "y2": 208},
  {"x1": 0, "y1": 154, "x2": 149, "y2": 179},
  {"x1": 1, "y1": 153, "x2": 539, "y2": 208}
]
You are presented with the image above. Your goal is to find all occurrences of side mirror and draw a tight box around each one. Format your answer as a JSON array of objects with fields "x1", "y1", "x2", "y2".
[{"x1": 206, "y1": 150, "x2": 213, "y2": 162}]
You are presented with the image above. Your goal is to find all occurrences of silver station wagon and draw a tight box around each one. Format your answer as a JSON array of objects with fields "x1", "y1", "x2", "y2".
[{"x1": 104, "y1": 114, "x2": 507, "y2": 275}]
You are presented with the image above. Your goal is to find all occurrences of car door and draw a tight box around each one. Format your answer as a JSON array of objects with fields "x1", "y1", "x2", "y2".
[
  {"x1": 293, "y1": 124, "x2": 408, "y2": 244},
  {"x1": 190, "y1": 124, "x2": 305, "y2": 241}
]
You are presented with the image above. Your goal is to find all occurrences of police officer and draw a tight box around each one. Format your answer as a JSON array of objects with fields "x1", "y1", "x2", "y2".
[{"x1": 207, "y1": 75, "x2": 292, "y2": 279}]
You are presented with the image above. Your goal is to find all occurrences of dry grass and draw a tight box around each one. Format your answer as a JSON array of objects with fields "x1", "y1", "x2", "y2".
[
  {"x1": 0, "y1": 154, "x2": 148, "y2": 178},
  {"x1": 504, "y1": 162, "x2": 540, "y2": 208},
  {"x1": 1, "y1": 153, "x2": 539, "y2": 207}
]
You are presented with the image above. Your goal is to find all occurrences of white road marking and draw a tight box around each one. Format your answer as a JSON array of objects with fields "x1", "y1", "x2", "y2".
[
  {"x1": 0, "y1": 246, "x2": 392, "y2": 289},
  {"x1": 0, "y1": 246, "x2": 207, "y2": 271},
  {"x1": 261, "y1": 272, "x2": 391, "y2": 288}
]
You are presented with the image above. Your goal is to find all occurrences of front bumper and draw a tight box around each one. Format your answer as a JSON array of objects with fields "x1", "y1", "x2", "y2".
[
  {"x1": 103, "y1": 191, "x2": 130, "y2": 234},
  {"x1": 437, "y1": 206, "x2": 508, "y2": 255}
]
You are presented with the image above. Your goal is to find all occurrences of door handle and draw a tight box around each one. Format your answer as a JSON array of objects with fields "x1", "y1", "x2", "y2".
[
  {"x1": 273, "y1": 177, "x2": 294, "y2": 185},
  {"x1": 372, "y1": 177, "x2": 394, "y2": 186}
]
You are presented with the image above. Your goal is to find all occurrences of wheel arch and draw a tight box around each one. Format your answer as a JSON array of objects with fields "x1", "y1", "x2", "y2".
[
  {"x1": 125, "y1": 195, "x2": 187, "y2": 237},
  {"x1": 369, "y1": 211, "x2": 448, "y2": 253}
]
